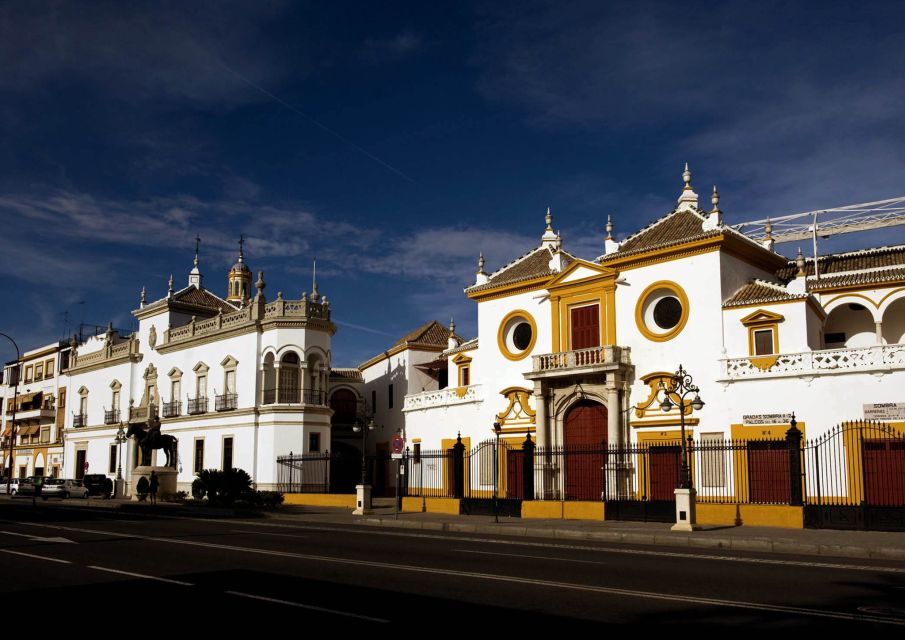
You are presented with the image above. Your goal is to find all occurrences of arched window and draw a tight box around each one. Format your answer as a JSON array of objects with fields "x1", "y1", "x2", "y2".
[{"x1": 279, "y1": 352, "x2": 300, "y2": 403}]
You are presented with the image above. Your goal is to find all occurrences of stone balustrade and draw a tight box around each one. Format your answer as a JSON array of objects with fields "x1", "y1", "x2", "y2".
[
  {"x1": 531, "y1": 345, "x2": 631, "y2": 374},
  {"x1": 722, "y1": 343, "x2": 905, "y2": 380},
  {"x1": 403, "y1": 385, "x2": 483, "y2": 411}
]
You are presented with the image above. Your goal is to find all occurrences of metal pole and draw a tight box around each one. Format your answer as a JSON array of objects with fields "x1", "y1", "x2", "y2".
[{"x1": 493, "y1": 422, "x2": 501, "y2": 523}]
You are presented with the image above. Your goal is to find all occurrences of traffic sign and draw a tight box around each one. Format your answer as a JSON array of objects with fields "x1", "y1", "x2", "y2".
[{"x1": 391, "y1": 434, "x2": 405, "y2": 454}]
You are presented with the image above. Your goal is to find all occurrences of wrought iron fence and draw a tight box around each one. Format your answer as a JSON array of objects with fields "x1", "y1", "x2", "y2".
[{"x1": 277, "y1": 451, "x2": 333, "y2": 493}]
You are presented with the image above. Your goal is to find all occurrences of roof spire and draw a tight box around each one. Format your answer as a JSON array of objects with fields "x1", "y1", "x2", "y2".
[
  {"x1": 605, "y1": 214, "x2": 613, "y2": 241},
  {"x1": 676, "y1": 162, "x2": 699, "y2": 212},
  {"x1": 310, "y1": 257, "x2": 320, "y2": 302},
  {"x1": 188, "y1": 234, "x2": 203, "y2": 288},
  {"x1": 477, "y1": 253, "x2": 486, "y2": 275},
  {"x1": 140, "y1": 286, "x2": 146, "y2": 308},
  {"x1": 447, "y1": 317, "x2": 460, "y2": 350},
  {"x1": 796, "y1": 247, "x2": 806, "y2": 277},
  {"x1": 167, "y1": 274, "x2": 175, "y2": 299},
  {"x1": 762, "y1": 217, "x2": 776, "y2": 252},
  {"x1": 541, "y1": 206, "x2": 559, "y2": 247},
  {"x1": 238, "y1": 234, "x2": 245, "y2": 263}
]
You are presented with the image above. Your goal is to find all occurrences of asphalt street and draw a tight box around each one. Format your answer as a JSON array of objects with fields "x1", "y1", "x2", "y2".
[{"x1": 1, "y1": 502, "x2": 904, "y2": 628}]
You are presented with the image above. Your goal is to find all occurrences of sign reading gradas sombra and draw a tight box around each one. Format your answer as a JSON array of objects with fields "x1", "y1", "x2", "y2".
[
  {"x1": 742, "y1": 413, "x2": 794, "y2": 426},
  {"x1": 863, "y1": 403, "x2": 905, "y2": 421}
]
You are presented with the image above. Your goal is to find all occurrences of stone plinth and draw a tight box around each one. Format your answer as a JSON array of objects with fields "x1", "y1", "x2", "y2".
[{"x1": 131, "y1": 466, "x2": 178, "y2": 501}]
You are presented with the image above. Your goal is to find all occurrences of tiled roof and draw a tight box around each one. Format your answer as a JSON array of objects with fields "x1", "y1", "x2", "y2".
[
  {"x1": 173, "y1": 286, "x2": 236, "y2": 314},
  {"x1": 443, "y1": 338, "x2": 478, "y2": 356},
  {"x1": 465, "y1": 246, "x2": 575, "y2": 293},
  {"x1": 612, "y1": 209, "x2": 718, "y2": 256},
  {"x1": 807, "y1": 267, "x2": 905, "y2": 290},
  {"x1": 723, "y1": 280, "x2": 809, "y2": 308},
  {"x1": 776, "y1": 244, "x2": 905, "y2": 284},
  {"x1": 330, "y1": 368, "x2": 363, "y2": 383},
  {"x1": 393, "y1": 320, "x2": 458, "y2": 349}
]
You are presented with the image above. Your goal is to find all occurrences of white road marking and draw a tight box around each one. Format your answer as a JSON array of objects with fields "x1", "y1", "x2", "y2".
[
  {"x1": 1, "y1": 549, "x2": 71, "y2": 564},
  {"x1": 230, "y1": 530, "x2": 308, "y2": 539},
  {"x1": 88, "y1": 566, "x2": 194, "y2": 586},
  {"x1": 11, "y1": 521, "x2": 905, "y2": 625},
  {"x1": 226, "y1": 591, "x2": 388, "y2": 622},
  {"x1": 0, "y1": 530, "x2": 76, "y2": 544},
  {"x1": 211, "y1": 520, "x2": 905, "y2": 575}
]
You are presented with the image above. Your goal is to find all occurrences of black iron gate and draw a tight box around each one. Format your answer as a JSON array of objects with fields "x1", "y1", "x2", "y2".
[{"x1": 803, "y1": 420, "x2": 905, "y2": 531}]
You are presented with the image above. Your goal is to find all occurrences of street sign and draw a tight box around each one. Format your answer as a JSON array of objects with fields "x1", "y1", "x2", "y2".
[
  {"x1": 391, "y1": 434, "x2": 405, "y2": 454},
  {"x1": 391, "y1": 453, "x2": 403, "y2": 460}
]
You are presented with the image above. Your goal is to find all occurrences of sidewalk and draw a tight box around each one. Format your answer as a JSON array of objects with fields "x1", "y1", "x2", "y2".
[{"x1": 5, "y1": 496, "x2": 905, "y2": 562}]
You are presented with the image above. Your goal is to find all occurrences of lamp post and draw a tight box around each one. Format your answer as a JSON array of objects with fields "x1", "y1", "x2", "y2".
[
  {"x1": 492, "y1": 421, "x2": 501, "y2": 524},
  {"x1": 0, "y1": 333, "x2": 20, "y2": 495},
  {"x1": 113, "y1": 422, "x2": 128, "y2": 498},
  {"x1": 656, "y1": 364, "x2": 704, "y2": 531},
  {"x1": 352, "y1": 417, "x2": 375, "y2": 515}
]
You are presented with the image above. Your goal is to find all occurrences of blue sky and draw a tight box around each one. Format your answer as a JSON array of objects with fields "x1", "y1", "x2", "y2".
[{"x1": 1, "y1": 1, "x2": 904, "y2": 366}]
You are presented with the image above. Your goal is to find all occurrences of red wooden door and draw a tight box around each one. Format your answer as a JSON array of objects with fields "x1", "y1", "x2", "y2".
[
  {"x1": 570, "y1": 305, "x2": 600, "y2": 350},
  {"x1": 648, "y1": 446, "x2": 680, "y2": 501},
  {"x1": 863, "y1": 440, "x2": 905, "y2": 506},
  {"x1": 747, "y1": 441, "x2": 790, "y2": 504},
  {"x1": 564, "y1": 401, "x2": 607, "y2": 500}
]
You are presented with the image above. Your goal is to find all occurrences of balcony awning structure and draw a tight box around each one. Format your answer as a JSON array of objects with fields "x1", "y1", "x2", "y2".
[{"x1": 414, "y1": 357, "x2": 447, "y2": 374}]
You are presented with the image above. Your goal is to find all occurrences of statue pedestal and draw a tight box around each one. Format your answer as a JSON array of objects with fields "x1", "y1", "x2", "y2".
[{"x1": 131, "y1": 466, "x2": 177, "y2": 501}]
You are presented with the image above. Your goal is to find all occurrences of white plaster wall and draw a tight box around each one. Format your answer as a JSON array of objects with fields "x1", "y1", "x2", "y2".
[
  {"x1": 361, "y1": 350, "x2": 409, "y2": 445},
  {"x1": 722, "y1": 301, "x2": 811, "y2": 358},
  {"x1": 882, "y1": 297, "x2": 905, "y2": 344},
  {"x1": 403, "y1": 400, "x2": 485, "y2": 450},
  {"x1": 718, "y1": 252, "x2": 778, "y2": 301},
  {"x1": 824, "y1": 304, "x2": 877, "y2": 347}
]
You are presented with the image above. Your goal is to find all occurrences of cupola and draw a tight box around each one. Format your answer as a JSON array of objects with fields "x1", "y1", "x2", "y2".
[{"x1": 227, "y1": 236, "x2": 252, "y2": 305}]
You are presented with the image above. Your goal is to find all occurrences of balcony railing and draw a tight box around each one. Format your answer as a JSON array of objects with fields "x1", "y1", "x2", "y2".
[
  {"x1": 104, "y1": 409, "x2": 120, "y2": 425},
  {"x1": 72, "y1": 413, "x2": 87, "y2": 428},
  {"x1": 261, "y1": 388, "x2": 326, "y2": 406},
  {"x1": 722, "y1": 343, "x2": 905, "y2": 380},
  {"x1": 531, "y1": 345, "x2": 631, "y2": 375},
  {"x1": 215, "y1": 393, "x2": 238, "y2": 411},
  {"x1": 403, "y1": 385, "x2": 483, "y2": 412},
  {"x1": 187, "y1": 397, "x2": 208, "y2": 415},
  {"x1": 162, "y1": 401, "x2": 182, "y2": 418}
]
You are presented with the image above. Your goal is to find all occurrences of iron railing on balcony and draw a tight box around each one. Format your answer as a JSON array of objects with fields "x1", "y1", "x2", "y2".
[
  {"x1": 187, "y1": 396, "x2": 208, "y2": 415},
  {"x1": 215, "y1": 393, "x2": 238, "y2": 411},
  {"x1": 104, "y1": 409, "x2": 120, "y2": 425},
  {"x1": 72, "y1": 413, "x2": 87, "y2": 428},
  {"x1": 162, "y1": 401, "x2": 181, "y2": 418},
  {"x1": 262, "y1": 388, "x2": 326, "y2": 406}
]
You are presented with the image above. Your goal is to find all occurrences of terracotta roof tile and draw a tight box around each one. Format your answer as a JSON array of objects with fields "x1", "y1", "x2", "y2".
[
  {"x1": 330, "y1": 368, "x2": 363, "y2": 383},
  {"x1": 723, "y1": 280, "x2": 809, "y2": 308},
  {"x1": 394, "y1": 320, "x2": 458, "y2": 349},
  {"x1": 776, "y1": 245, "x2": 905, "y2": 284},
  {"x1": 614, "y1": 209, "x2": 717, "y2": 256},
  {"x1": 173, "y1": 287, "x2": 236, "y2": 314},
  {"x1": 465, "y1": 246, "x2": 575, "y2": 293}
]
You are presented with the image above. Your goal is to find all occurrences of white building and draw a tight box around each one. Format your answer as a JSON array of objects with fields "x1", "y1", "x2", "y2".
[
  {"x1": 2, "y1": 341, "x2": 71, "y2": 480},
  {"x1": 398, "y1": 166, "x2": 905, "y2": 504},
  {"x1": 60, "y1": 243, "x2": 335, "y2": 493}
]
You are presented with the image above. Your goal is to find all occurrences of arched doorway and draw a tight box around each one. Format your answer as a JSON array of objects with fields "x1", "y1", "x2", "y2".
[{"x1": 563, "y1": 400, "x2": 607, "y2": 500}]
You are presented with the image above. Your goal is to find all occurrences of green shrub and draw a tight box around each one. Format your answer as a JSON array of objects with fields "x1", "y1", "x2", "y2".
[
  {"x1": 194, "y1": 468, "x2": 254, "y2": 505},
  {"x1": 136, "y1": 476, "x2": 149, "y2": 502},
  {"x1": 191, "y1": 478, "x2": 206, "y2": 500}
]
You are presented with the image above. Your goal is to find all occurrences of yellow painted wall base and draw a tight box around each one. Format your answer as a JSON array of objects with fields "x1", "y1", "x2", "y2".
[
  {"x1": 522, "y1": 501, "x2": 604, "y2": 521},
  {"x1": 522, "y1": 501, "x2": 564, "y2": 519},
  {"x1": 402, "y1": 497, "x2": 462, "y2": 515},
  {"x1": 696, "y1": 503, "x2": 804, "y2": 529},
  {"x1": 284, "y1": 493, "x2": 357, "y2": 508}
]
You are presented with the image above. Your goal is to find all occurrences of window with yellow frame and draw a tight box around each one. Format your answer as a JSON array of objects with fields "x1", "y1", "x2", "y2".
[
  {"x1": 452, "y1": 353, "x2": 472, "y2": 387},
  {"x1": 740, "y1": 309, "x2": 783, "y2": 361}
]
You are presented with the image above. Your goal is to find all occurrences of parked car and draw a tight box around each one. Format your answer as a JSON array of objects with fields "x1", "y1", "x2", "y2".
[
  {"x1": 41, "y1": 478, "x2": 89, "y2": 499},
  {"x1": 83, "y1": 474, "x2": 114, "y2": 498},
  {"x1": 0, "y1": 478, "x2": 22, "y2": 496},
  {"x1": 15, "y1": 476, "x2": 45, "y2": 498}
]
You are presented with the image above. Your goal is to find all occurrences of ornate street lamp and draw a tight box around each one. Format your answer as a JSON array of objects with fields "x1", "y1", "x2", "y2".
[
  {"x1": 352, "y1": 417, "x2": 375, "y2": 516},
  {"x1": 656, "y1": 364, "x2": 704, "y2": 531},
  {"x1": 657, "y1": 365, "x2": 704, "y2": 490},
  {"x1": 113, "y1": 422, "x2": 128, "y2": 498}
]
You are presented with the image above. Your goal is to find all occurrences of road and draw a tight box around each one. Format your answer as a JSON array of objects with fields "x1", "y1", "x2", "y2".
[{"x1": 1, "y1": 502, "x2": 904, "y2": 627}]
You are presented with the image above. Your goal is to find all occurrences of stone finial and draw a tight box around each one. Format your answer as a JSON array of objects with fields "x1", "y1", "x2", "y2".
[
  {"x1": 606, "y1": 215, "x2": 613, "y2": 241},
  {"x1": 167, "y1": 274, "x2": 175, "y2": 298},
  {"x1": 321, "y1": 295, "x2": 329, "y2": 306},
  {"x1": 449, "y1": 317, "x2": 456, "y2": 334},
  {"x1": 703, "y1": 185, "x2": 723, "y2": 231},
  {"x1": 70, "y1": 333, "x2": 78, "y2": 350},
  {"x1": 140, "y1": 286, "x2": 146, "y2": 307},
  {"x1": 711, "y1": 185, "x2": 720, "y2": 211},
  {"x1": 762, "y1": 217, "x2": 776, "y2": 252},
  {"x1": 447, "y1": 317, "x2": 459, "y2": 350},
  {"x1": 310, "y1": 258, "x2": 320, "y2": 303},
  {"x1": 796, "y1": 247, "x2": 806, "y2": 277},
  {"x1": 301, "y1": 291, "x2": 307, "y2": 301},
  {"x1": 541, "y1": 207, "x2": 559, "y2": 247},
  {"x1": 477, "y1": 253, "x2": 486, "y2": 275},
  {"x1": 255, "y1": 270, "x2": 266, "y2": 296},
  {"x1": 277, "y1": 291, "x2": 283, "y2": 300},
  {"x1": 676, "y1": 162, "x2": 699, "y2": 212}
]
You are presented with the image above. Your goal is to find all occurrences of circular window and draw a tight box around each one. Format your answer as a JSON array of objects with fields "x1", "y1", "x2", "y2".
[
  {"x1": 498, "y1": 310, "x2": 538, "y2": 361},
  {"x1": 635, "y1": 281, "x2": 689, "y2": 342}
]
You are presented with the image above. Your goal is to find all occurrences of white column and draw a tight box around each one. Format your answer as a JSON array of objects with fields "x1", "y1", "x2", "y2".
[
  {"x1": 607, "y1": 382, "x2": 620, "y2": 446},
  {"x1": 534, "y1": 383, "x2": 547, "y2": 448},
  {"x1": 876, "y1": 321, "x2": 884, "y2": 345}
]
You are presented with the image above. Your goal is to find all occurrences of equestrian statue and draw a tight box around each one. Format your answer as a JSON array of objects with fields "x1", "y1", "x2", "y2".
[{"x1": 127, "y1": 416, "x2": 178, "y2": 468}]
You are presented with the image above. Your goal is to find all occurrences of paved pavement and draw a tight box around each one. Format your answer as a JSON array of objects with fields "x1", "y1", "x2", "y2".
[{"x1": 5, "y1": 495, "x2": 905, "y2": 562}]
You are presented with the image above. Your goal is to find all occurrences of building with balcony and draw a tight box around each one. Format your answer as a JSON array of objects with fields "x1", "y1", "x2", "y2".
[
  {"x1": 395, "y1": 166, "x2": 905, "y2": 483},
  {"x1": 1, "y1": 341, "x2": 71, "y2": 479},
  {"x1": 60, "y1": 242, "x2": 335, "y2": 492}
]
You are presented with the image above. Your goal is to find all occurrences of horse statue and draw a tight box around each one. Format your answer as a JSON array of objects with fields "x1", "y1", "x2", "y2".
[{"x1": 127, "y1": 418, "x2": 178, "y2": 468}]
